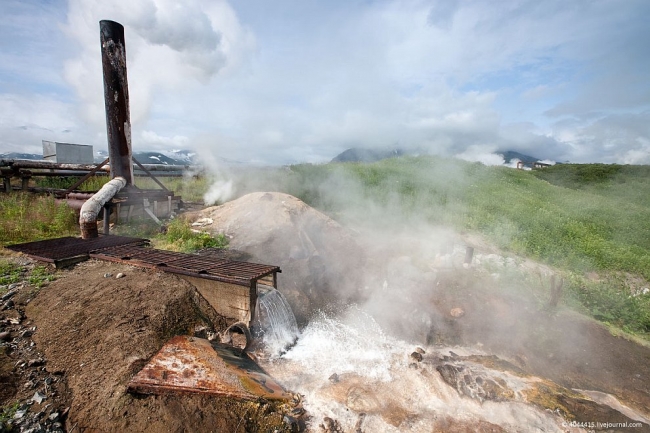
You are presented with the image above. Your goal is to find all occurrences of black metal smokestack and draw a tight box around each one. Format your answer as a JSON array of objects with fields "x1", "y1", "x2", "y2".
[{"x1": 100, "y1": 20, "x2": 134, "y2": 185}]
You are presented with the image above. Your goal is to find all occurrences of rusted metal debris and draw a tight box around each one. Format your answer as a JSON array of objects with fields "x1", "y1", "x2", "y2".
[
  {"x1": 90, "y1": 244, "x2": 280, "y2": 287},
  {"x1": 127, "y1": 335, "x2": 291, "y2": 400},
  {"x1": 6, "y1": 236, "x2": 148, "y2": 267}
]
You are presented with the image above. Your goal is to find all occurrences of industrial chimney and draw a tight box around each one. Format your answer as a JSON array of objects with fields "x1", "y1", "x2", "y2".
[
  {"x1": 99, "y1": 20, "x2": 134, "y2": 185},
  {"x1": 80, "y1": 20, "x2": 134, "y2": 238}
]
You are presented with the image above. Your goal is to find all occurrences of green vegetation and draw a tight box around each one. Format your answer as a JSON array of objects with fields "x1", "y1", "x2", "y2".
[
  {"x1": 0, "y1": 260, "x2": 54, "y2": 296},
  {"x1": 258, "y1": 157, "x2": 650, "y2": 337},
  {"x1": 35, "y1": 175, "x2": 109, "y2": 191},
  {"x1": 0, "y1": 401, "x2": 20, "y2": 431},
  {"x1": 0, "y1": 261, "x2": 22, "y2": 287},
  {"x1": 155, "y1": 218, "x2": 228, "y2": 252},
  {"x1": 2, "y1": 158, "x2": 649, "y2": 337},
  {"x1": 27, "y1": 265, "x2": 56, "y2": 288},
  {"x1": 111, "y1": 217, "x2": 228, "y2": 253},
  {"x1": 0, "y1": 193, "x2": 78, "y2": 245}
]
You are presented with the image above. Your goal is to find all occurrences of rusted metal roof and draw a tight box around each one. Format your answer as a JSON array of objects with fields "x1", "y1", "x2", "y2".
[
  {"x1": 5, "y1": 235, "x2": 148, "y2": 266},
  {"x1": 127, "y1": 335, "x2": 291, "y2": 400},
  {"x1": 90, "y1": 244, "x2": 280, "y2": 286}
]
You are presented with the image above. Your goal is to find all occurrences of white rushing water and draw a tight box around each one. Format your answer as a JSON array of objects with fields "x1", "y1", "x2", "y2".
[
  {"x1": 254, "y1": 285, "x2": 300, "y2": 356},
  {"x1": 260, "y1": 306, "x2": 579, "y2": 433}
]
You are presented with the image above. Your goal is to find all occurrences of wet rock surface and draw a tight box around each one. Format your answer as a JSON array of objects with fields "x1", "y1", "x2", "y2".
[
  {"x1": 435, "y1": 362, "x2": 514, "y2": 404},
  {"x1": 434, "y1": 353, "x2": 650, "y2": 429}
]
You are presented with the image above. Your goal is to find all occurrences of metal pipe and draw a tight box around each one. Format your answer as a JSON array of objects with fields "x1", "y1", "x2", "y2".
[
  {"x1": 57, "y1": 199, "x2": 87, "y2": 211},
  {"x1": 100, "y1": 20, "x2": 134, "y2": 185},
  {"x1": 103, "y1": 204, "x2": 111, "y2": 235},
  {"x1": 0, "y1": 159, "x2": 111, "y2": 171},
  {"x1": 67, "y1": 192, "x2": 96, "y2": 200},
  {"x1": 80, "y1": 177, "x2": 126, "y2": 238}
]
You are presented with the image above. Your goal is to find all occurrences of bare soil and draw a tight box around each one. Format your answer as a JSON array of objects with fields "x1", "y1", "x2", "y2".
[{"x1": 1, "y1": 258, "x2": 291, "y2": 433}]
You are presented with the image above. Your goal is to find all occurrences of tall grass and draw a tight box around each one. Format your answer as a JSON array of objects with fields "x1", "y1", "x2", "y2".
[
  {"x1": 35, "y1": 175, "x2": 109, "y2": 191},
  {"x1": 134, "y1": 176, "x2": 210, "y2": 202},
  {"x1": 35, "y1": 173, "x2": 210, "y2": 202},
  {"x1": 157, "y1": 218, "x2": 228, "y2": 252},
  {"x1": 0, "y1": 193, "x2": 78, "y2": 245}
]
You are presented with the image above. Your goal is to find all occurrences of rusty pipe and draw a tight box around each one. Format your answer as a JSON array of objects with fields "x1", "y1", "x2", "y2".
[
  {"x1": 100, "y1": 20, "x2": 134, "y2": 185},
  {"x1": 79, "y1": 177, "x2": 126, "y2": 238}
]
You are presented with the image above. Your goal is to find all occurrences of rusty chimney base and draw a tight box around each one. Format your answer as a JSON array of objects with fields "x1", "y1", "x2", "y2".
[{"x1": 81, "y1": 222, "x2": 99, "y2": 239}]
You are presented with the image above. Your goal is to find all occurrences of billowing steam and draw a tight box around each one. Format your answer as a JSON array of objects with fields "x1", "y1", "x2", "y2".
[
  {"x1": 191, "y1": 155, "x2": 649, "y2": 431},
  {"x1": 62, "y1": 0, "x2": 254, "y2": 134},
  {"x1": 203, "y1": 179, "x2": 233, "y2": 206}
]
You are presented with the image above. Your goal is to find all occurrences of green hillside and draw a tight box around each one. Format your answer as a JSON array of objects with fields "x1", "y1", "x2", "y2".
[{"x1": 268, "y1": 157, "x2": 650, "y2": 336}]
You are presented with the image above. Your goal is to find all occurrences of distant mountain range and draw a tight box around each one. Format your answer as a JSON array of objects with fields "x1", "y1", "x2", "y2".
[
  {"x1": 331, "y1": 148, "x2": 406, "y2": 163},
  {"x1": 498, "y1": 150, "x2": 541, "y2": 165},
  {"x1": 0, "y1": 152, "x2": 44, "y2": 161},
  {"x1": 2, "y1": 148, "x2": 547, "y2": 167},
  {"x1": 0, "y1": 150, "x2": 198, "y2": 166},
  {"x1": 95, "y1": 149, "x2": 196, "y2": 165},
  {"x1": 331, "y1": 148, "x2": 544, "y2": 165}
]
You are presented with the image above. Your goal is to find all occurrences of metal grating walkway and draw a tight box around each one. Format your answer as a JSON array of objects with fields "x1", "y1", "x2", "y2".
[
  {"x1": 7, "y1": 236, "x2": 279, "y2": 287},
  {"x1": 6, "y1": 235, "x2": 148, "y2": 266},
  {"x1": 90, "y1": 244, "x2": 280, "y2": 287}
]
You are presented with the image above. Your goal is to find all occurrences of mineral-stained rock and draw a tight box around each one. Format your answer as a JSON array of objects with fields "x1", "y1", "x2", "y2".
[
  {"x1": 436, "y1": 363, "x2": 514, "y2": 403},
  {"x1": 450, "y1": 307, "x2": 465, "y2": 318}
]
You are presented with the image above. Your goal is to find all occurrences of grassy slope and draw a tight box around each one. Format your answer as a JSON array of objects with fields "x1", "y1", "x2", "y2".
[
  {"x1": 273, "y1": 158, "x2": 650, "y2": 336},
  {"x1": 281, "y1": 159, "x2": 650, "y2": 276}
]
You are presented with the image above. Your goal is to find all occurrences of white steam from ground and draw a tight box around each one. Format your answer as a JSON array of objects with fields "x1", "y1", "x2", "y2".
[{"x1": 201, "y1": 157, "x2": 646, "y2": 431}]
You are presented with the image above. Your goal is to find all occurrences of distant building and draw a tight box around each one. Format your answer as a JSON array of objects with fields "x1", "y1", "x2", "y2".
[
  {"x1": 517, "y1": 160, "x2": 552, "y2": 170},
  {"x1": 42, "y1": 141, "x2": 94, "y2": 164}
]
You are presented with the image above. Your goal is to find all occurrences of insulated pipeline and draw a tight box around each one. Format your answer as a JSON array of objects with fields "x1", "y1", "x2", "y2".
[{"x1": 79, "y1": 176, "x2": 126, "y2": 238}]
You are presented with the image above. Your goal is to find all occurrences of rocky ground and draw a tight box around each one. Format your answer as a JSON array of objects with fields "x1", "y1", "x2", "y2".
[{"x1": 0, "y1": 257, "x2": 69, "y2": 433}]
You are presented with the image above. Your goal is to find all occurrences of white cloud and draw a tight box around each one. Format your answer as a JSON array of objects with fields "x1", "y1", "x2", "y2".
[
  {"x1": 455, "y1": 145, "x2": 505, "y2": 166},
  {"x1": 60, "y1": 0, "x2": 255, "y2": 143},
  {"x1": 0, "y1": 0, "x2": 648, "y2": 165}
]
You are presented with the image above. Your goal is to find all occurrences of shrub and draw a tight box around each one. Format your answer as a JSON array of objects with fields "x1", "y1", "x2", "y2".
[{"x1": 154, "y1": 218, "x2": 228, "y2": 252}]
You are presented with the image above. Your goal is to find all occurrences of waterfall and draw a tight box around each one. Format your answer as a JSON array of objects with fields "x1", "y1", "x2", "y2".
[{"x1": 254, "y1": 285, "x2": 299, "y2": 356}]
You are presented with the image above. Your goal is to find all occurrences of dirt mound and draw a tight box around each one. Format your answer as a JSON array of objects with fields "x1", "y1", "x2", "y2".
[
  {"x1": 25, "y1": 260, "x2": 290, "y2": 433},
  {"x1": 186, "y1": 192, "x2": 365, "y2": 325}
]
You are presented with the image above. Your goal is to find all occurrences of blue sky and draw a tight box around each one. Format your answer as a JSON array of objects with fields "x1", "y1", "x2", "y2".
[{"x1": 1, "y1": 0, "x2": 649, "y2": 165}]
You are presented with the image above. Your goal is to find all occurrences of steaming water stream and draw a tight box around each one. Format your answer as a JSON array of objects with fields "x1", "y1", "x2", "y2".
[
  {"x1": 253, "y1": 285, "x2": 300, "y2": 355},
  {"x1": 259, "y1": 307, "x2": 578, "y2": 432}
]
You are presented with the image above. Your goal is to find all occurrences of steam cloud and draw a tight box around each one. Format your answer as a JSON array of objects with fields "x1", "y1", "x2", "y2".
[{"x1": 61, "y1": 0, "x2": 254, "y2": 149}]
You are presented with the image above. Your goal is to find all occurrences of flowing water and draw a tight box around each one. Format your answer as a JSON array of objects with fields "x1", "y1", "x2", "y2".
[
  {"x1": 253, "y1": 285, "x2": 300, "y2": 356},
  {"x1": 259, "y1": 306, "x2": 577, "y2": 433}
]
